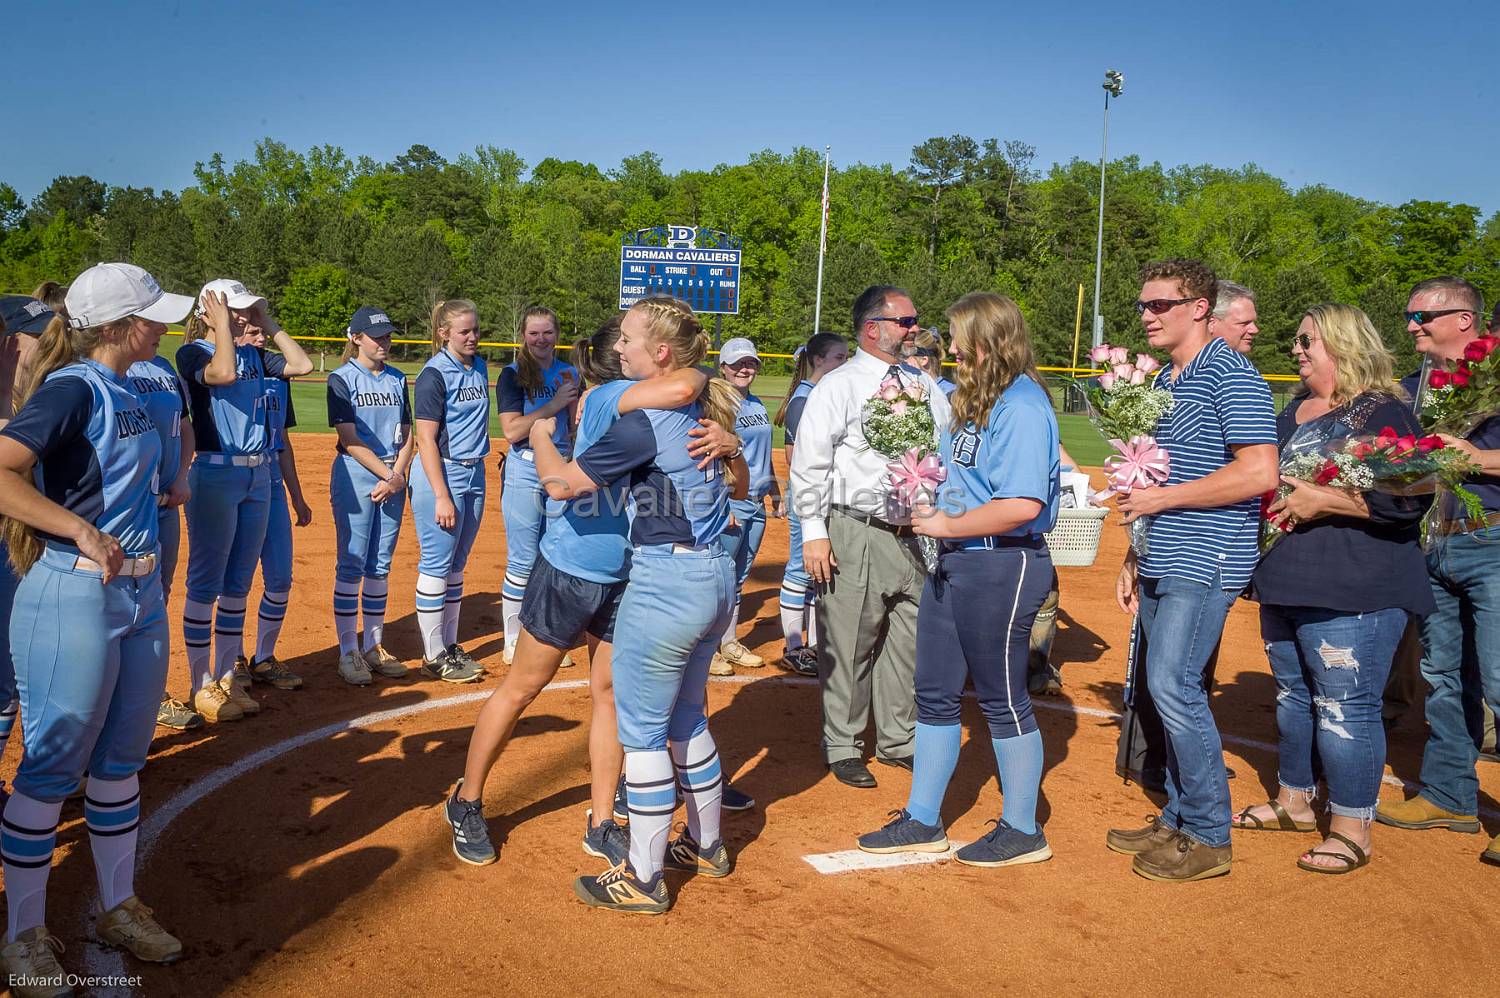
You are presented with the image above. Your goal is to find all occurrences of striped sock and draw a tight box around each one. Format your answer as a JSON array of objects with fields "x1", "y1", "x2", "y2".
[
  {"x1": 333, "y1": 578, "x2": 360, "y2": 656},
  {"x1": 361, "y1": 576, "x2": 389, "y2": 650},
  {"x1": 214, "y1": 595, "x2": 247, "y2": 681},
  {"x1": 501, "y1": 571, "x2": 527, "y2": 650},
  {"x1": 2, "y1": 792, "x2": 61, "y2": 942},
  {"x1": 624, "y1": 750, "x2": 676, "y2": 883},
  {"x1": 905, "y1": 722, "x2": 962, "y2": 827},
  {"x1": 183, "y1": 598, "x2": 215, "y2": 694},
  {"x1": 992, "y1": 729, "x2": 1044, "y2": 835},
  {"x1": 415, "y1": 573, "x2": 447, "y2": 661},
  {"x1": 778, "y1": 582, "x2": 807, "y2": 650},
  {"x1": 0, "y1": 696, "x2": 17, "y2": 759},
  {"x1": 670, "y1": 728, "x2": 724, "y2": 848},
  {"x1": 254, "y1": 590, "x2": 289, "y2": 663},
  {"x1": 443, "y1": 572, "x2": 464, "y2": 648},
  {"x1": 84, "y1": 774, "x2": 140, "y2": 911}
]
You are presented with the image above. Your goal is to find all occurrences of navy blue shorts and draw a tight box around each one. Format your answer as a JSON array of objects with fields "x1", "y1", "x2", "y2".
[{"x1": 519, "y1": 554, "x2": 624, "y2": 649}]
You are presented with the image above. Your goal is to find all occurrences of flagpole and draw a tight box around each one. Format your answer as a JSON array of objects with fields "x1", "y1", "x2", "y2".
[{"x1": 812, "y1": 145, "x2": 831, "y2": 335}]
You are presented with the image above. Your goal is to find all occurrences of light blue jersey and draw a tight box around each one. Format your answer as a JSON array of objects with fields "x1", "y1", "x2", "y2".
[
  {"x1": 735, "y1": 392, "x2": 774, "y2": 500},
  {"x1": 127, "y1": 356, "x2": 188, "y2": 489},
  {"x1": 935, "y1": 376, "x2": 958, "y2": 396},
  {"x1": 497, "y1": 358, "x2": 576, "y2": 457},
  {"x1": 577, "y1": 403, "x2": 730, "y2": 547},
  {"x1": 328, "y1": 360, "x2": 411, "y2": 459},
  {"x1": 177, "y1": 340, "x2": 290, "y2": 455},
  {"x1": 1, "y1": 360, "x2": 163, "y2": 556},
  {"x1": 938, "y1": 374, "x2": 1060, "y2": 536},
  {"x1": 540, "y1": 379, "x2": 634, "y2": 584},
  {"x1": 414, "y1": 349, "x2": 491, "y2": 461}
]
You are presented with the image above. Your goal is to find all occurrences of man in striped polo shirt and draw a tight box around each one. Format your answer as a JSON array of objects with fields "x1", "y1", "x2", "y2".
[{"x1": 1105, "y1": 259, "x2": 1278, "y2": 882}]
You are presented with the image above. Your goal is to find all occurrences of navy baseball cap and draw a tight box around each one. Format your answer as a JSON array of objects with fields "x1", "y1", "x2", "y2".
[
  {"x1": 349, "y1": 306, "x2": 398, "y2": 337},
  {"x1": 0, "y1": 295, "x2": 56, "y2": 336}
]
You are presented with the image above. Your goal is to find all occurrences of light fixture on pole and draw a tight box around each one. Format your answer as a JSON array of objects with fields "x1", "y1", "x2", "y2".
[{"x1": 1091, "y1": 69, "x2": 1124, "y2": 349}]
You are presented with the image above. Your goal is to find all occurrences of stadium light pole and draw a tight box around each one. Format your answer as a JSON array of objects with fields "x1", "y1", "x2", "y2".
[{"x1": 1091, "y1": 69, "x2": 1124, "y2": 349}]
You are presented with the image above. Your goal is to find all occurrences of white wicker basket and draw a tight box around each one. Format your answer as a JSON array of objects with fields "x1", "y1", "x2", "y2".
[{"x1": 1045, "y1": 506, "x2": 1108, "y2": 567}]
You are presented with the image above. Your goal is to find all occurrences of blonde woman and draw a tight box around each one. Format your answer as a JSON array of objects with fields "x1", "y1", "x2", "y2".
[{"x1": 903, "y1": 328, "x2": 956, "y2": 395}]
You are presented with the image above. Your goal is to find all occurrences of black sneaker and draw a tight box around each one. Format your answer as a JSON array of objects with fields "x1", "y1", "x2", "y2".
[
  {"x1": 573, "y1": 862, "x2": 670, "y2": 914},
  {"x1": 783, "y1": 646, "x2": 819, "y2": 677},
  {"x1": 612, "y1": 773, "x2": 629, "y2": 825},
  {"x1": 856, "y1": 808, "x2": 948, "y2": 855},
  {"x1": 582, "y1": 809, "x2": 629, "y2": 867},
  {"x1": 422, "y1": 648, "x2": 482, "y2": 684},
  {"x1": 722, "y1": 784, "x2": 756, "y2": 812},
  {"x1": 954, "y1": 818, "x2": 1053, "y2": 868},
  {"x1": 444, "y1": 780, "x2": 496, "y2": 866},
  {"x1": 664, "y1": 829, "x2": 731, "y2": 878}
]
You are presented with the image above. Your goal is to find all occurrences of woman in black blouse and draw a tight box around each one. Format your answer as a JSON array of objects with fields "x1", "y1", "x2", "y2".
[{"x1": 1231, "y1": 303, "x2": 1433, "y2": 874}]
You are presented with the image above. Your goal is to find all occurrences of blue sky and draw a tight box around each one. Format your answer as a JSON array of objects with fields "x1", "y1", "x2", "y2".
[{"x1": 6, "y1": 0, "x2": 1497, "y2": 213}]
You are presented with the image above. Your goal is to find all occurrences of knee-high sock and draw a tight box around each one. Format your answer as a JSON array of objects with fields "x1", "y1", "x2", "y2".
[
  {"x1": 993, "y1": 729, "x2": 1044, "y2": 834},
  {"x1": 2, "y1": 792, "x2": 61, "y2": 942},
  {"x1": 85, "y1": 774, "x2": 140, "y2": 911},
  {"x1": 214, "y1": 595, "x2": 247, "y2": 680},
  {"x1": 670, "y1": 728, "x2": 724, "y2": 848},
  {"x1": 361, "y1": 576, "x2": 389, "y2": 649},
  {"x1": 779, "y1": 588, "x2": 806, "y2": 651},
  {"x1": 333, "y1": 578, "x2": 360, "y2": 656},
  {"x1": 625, "y1": 750, "x2": 676, "y2": 883},
  {"x1": 254, "y1": 590, "x2": 289, "y2": 663},
  {"x1": 905, "y1": 722, "x2": 962, "y2": 827},
  {"x1": 184, "y1": 598, "x2": 215, "y2": 694},
  {"x1": 805, "y1": 598, "x2": 818, "y2": 650},
  {"x1": 443, "y1": 572, "x2": 464, "y2": 648},
  {"x1": 0, "y1": 696, "x2": 17, "y2": 760},
  {"x1": 501, "y1": 571, "x2": 526, "y2": 650},
  {"x1": 415, "y1": 573, "x2": 447, "y2": 661},
  {"x1": 719, "y1": 600, "x2": 741, "y2": 649}
]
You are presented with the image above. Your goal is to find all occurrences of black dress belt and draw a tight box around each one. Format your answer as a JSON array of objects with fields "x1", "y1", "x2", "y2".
[{"x1": 833, "y1": 505, "x2": 914, "y2": 537}]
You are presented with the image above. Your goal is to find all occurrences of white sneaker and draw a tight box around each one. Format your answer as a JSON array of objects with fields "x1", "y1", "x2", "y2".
[
  {"x1": 338, "y1": 651, "x2": 372, "y2": 686},
  {"x1": 720, "y1": 640, "x2": 764, "y2": 668},
  {"x1": 709, "y1": 652, "x2": 734, "y2": 677}
]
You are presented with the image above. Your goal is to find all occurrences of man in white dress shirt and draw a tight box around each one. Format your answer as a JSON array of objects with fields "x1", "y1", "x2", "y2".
[{"x1": 790, "y1": 285, "x2": 952, "y2": 788}]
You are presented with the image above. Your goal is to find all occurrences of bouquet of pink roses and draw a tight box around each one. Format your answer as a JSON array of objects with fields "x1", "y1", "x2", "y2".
[
  {"x1": 862, "y1": 371, "x2": 945, "y2": 571},
  {"x1": 1079, "y1": 344, "x2": 1174, "y2": 554}
]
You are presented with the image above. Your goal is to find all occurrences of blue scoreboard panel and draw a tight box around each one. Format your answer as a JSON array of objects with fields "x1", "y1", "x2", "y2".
[{"x1": 618, "y1": 245, "x2": 741, "y2": 314}]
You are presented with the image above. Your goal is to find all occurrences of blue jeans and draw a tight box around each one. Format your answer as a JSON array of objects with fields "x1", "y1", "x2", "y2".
[
  {"x1": 611, "y1": 544, "x2": 734, "y2": 751},
  {"x1": 1137, "y1": 571, "x2": 1238, "y2": 847},
  {"x1": 1416, "y1": 525, "x2": 1500, "y2": 815},
  {"x1": 1261, "y1": 604, "x2": 1406, "y2": 819}
]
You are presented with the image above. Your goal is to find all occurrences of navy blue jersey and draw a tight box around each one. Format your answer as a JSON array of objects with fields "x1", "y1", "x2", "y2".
[
  {"x1": 736, "y1": 392, "x2": 775, "y2": 499},
  {"x1": 576, "y1": 404, "x2": 730, "y2": 547},
  {"x1": 2, "y1": 359, "x2": 162, "y2": 555},
  {"x1": 176, "y1": 339, "x2": 289, "y2": 455},
  {"x1": 414, "y1": 349, "x2": 491, "y2": 461},
  {"x1": 938, "y1": 374, "x2": 1059, "y2": 536},
  {"x1": 782, "y1": 380, "x2": 815, "y2": 446},
  {"x1": 496, "y1": 358, "x2": 576, "y2": 457},
  {"x1": 127, "y1": 356, "x2": 188, "y2": 487},
  {"x1": 328, "y1": 360, "x2": 412, "y2": 460}
]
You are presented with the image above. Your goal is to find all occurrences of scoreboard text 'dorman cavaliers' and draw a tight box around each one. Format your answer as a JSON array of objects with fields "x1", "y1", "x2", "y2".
[{"x1": 618, "y1": 227, "x2": 742, "y2": 314}]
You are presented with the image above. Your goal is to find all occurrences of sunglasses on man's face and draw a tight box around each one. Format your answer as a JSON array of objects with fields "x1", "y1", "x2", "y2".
[
  {"x1": 1405, "y1": 309, "x2": 1470, "y2": 325},
  {"x1": 871, "y1": 315, "x2": 921, "y2": 329},
  {"x1": 1135, "y1": 297, "x2": 1198, "y2": 316}
]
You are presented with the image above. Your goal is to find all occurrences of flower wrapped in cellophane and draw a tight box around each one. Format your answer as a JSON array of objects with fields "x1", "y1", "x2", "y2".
[
  {"x1": 861, "y1": 372, "x2": 943, "y2": 570},
  {"x1": 1079, "y1": 344, "x2": 1174, "y2": 554}
]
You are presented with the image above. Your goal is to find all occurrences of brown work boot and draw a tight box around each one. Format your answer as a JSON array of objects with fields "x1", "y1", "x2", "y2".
[
  {"x1": 1374, "y1": 795, "x2": 1480, "y2": 833},
  {"x1": 1132, "y1": 831, "x2": 1232, "y2": 882},
  {"x1": 1105, "y1": 814, "x2": 1177, "y2": 856},
  {"x1": 1482, "y1": 832, "x2": 1500, "y2": 866}
]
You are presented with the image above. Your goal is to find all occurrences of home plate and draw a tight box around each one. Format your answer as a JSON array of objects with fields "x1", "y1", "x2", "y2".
[{"x1": 802, "y1": 844, "x2": 968, "y2": 874}]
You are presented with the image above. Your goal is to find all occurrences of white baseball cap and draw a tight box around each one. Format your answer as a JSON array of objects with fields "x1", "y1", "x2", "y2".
[
  {"x1": 198, "y1": 278, "x2": 268, "y2": 313},
  {"x1": 719, "y1": 338, "x2": 759, "y2": 366},
  {"x1": 64, "y1": 263, "x2": 195, "y2": 329}
]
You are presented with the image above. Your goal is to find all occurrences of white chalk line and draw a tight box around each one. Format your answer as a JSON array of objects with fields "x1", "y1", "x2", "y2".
[{"x1": 80, "y1": 672, "x2": 1497, "y2": 989}]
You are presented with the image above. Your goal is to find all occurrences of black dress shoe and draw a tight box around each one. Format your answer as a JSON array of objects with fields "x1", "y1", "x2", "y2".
[
  {"x1": 875, "y1": 755, "x2": 913, "y2": 771},
  {"x1": 829, "y1": 759, "x2": 877, "y2": 788}
]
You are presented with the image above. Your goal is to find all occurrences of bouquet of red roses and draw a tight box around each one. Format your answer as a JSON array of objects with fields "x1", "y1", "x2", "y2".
[
  {"x1": 1261, "y1": 426, "x2": 1481, "y2": 550},
  {"x1": 1419, "y1": 333, "x2": 1500, "y2": 436}
]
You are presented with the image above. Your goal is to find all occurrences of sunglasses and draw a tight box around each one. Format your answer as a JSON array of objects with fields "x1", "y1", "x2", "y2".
[
  {"x1": 1405, "y1": 309, "x2": 1470, "y2": 325},
  {"x1": 1134, "y1": 297, "x2": 1198, "y2": 316},
  {"x1": 1293, "y1": 333, "x2": 1320, "y2": 352},
  {"x1": 871, "y1": 315, "x2": 921, "y2": 329}
]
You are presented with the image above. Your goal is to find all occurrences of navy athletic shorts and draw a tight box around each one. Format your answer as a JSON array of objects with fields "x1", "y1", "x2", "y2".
[{"x1": 519, "y1": 553, "x2": 625, "y2": 649}]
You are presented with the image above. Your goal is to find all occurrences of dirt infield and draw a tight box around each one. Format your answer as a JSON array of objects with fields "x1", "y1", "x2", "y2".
[{"x1": 4, "y1": 434, "x2": 1497, "y2": 996}]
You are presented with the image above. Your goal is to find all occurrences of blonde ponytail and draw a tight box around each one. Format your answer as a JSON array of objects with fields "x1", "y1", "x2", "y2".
[{"x1": 430, "y1": 298, "x2": 478, "y2": 355}]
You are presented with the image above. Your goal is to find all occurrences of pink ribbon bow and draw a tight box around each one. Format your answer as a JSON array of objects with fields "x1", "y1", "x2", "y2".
[
  {"x1": 1094, "y1": 435, "x2": 1170, "y2": 502},
  {"x1": 886, "y1": 448, "x2": 946, "y2": 505}
]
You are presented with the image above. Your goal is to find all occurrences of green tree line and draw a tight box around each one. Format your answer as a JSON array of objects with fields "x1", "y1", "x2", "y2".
[{"x1": 3, "y1": 137, "x2": 1496, "y2": 374}]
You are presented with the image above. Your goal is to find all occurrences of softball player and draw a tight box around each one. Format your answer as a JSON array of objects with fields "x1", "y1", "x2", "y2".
[
  {"x1": 177, "y1": 279, "x2": 312, "y2": 723},
  {"x1": 526, "y1": 297, "x2": 747, "y2": 914},
  {"x1": 125, "y1": 335, "x2": 199, "y2": 729},
  {"x1": 710, "y1": 338, "x2": 781, "y2": 676},
  {"x1": 445, "y1": 317, "x2": 722, "y2": 867},
  {"x1": 0, "y1": 263, "x2": 195, "y2": 986},
  {"x1": 233, "y1": 325, "x2": 312, "y2": 697},
  {"x1": 904, "y1": 328, "x2": 957, "y2": 395},
  {"x1": 411, "y1": 299, "x2": 489, "y2": 683},
  {"x1": 496, "y1": 306, "x2": 578, "y2": 665},
  {"x1": 772, "y1": 332, "x2": 848, "y2": 675},
  {"x1": 856, "y1": 292, "x2": 1058, "y2": 868},
  {"x1": 327, "y1": 307, "x2": 414, "y2": 686}
]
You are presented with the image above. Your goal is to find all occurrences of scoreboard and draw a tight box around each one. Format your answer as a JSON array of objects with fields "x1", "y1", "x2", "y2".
[{"x1": 618, "y1": 243, "x2": 742, "y2": 314}]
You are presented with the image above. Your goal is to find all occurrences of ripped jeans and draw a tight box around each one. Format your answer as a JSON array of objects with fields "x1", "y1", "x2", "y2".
[{"x1": 1261, "y1": 604, "x2": 1408, "y2": 819}]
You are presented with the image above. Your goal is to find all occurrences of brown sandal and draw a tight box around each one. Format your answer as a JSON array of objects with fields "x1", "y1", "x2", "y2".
[
  {"x1": 1232, "y1": 800, "x2": 1316, "y2": 833},
  {"x1": 1296, "y1": 832, "x2": 1371, "y2": 875}
]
